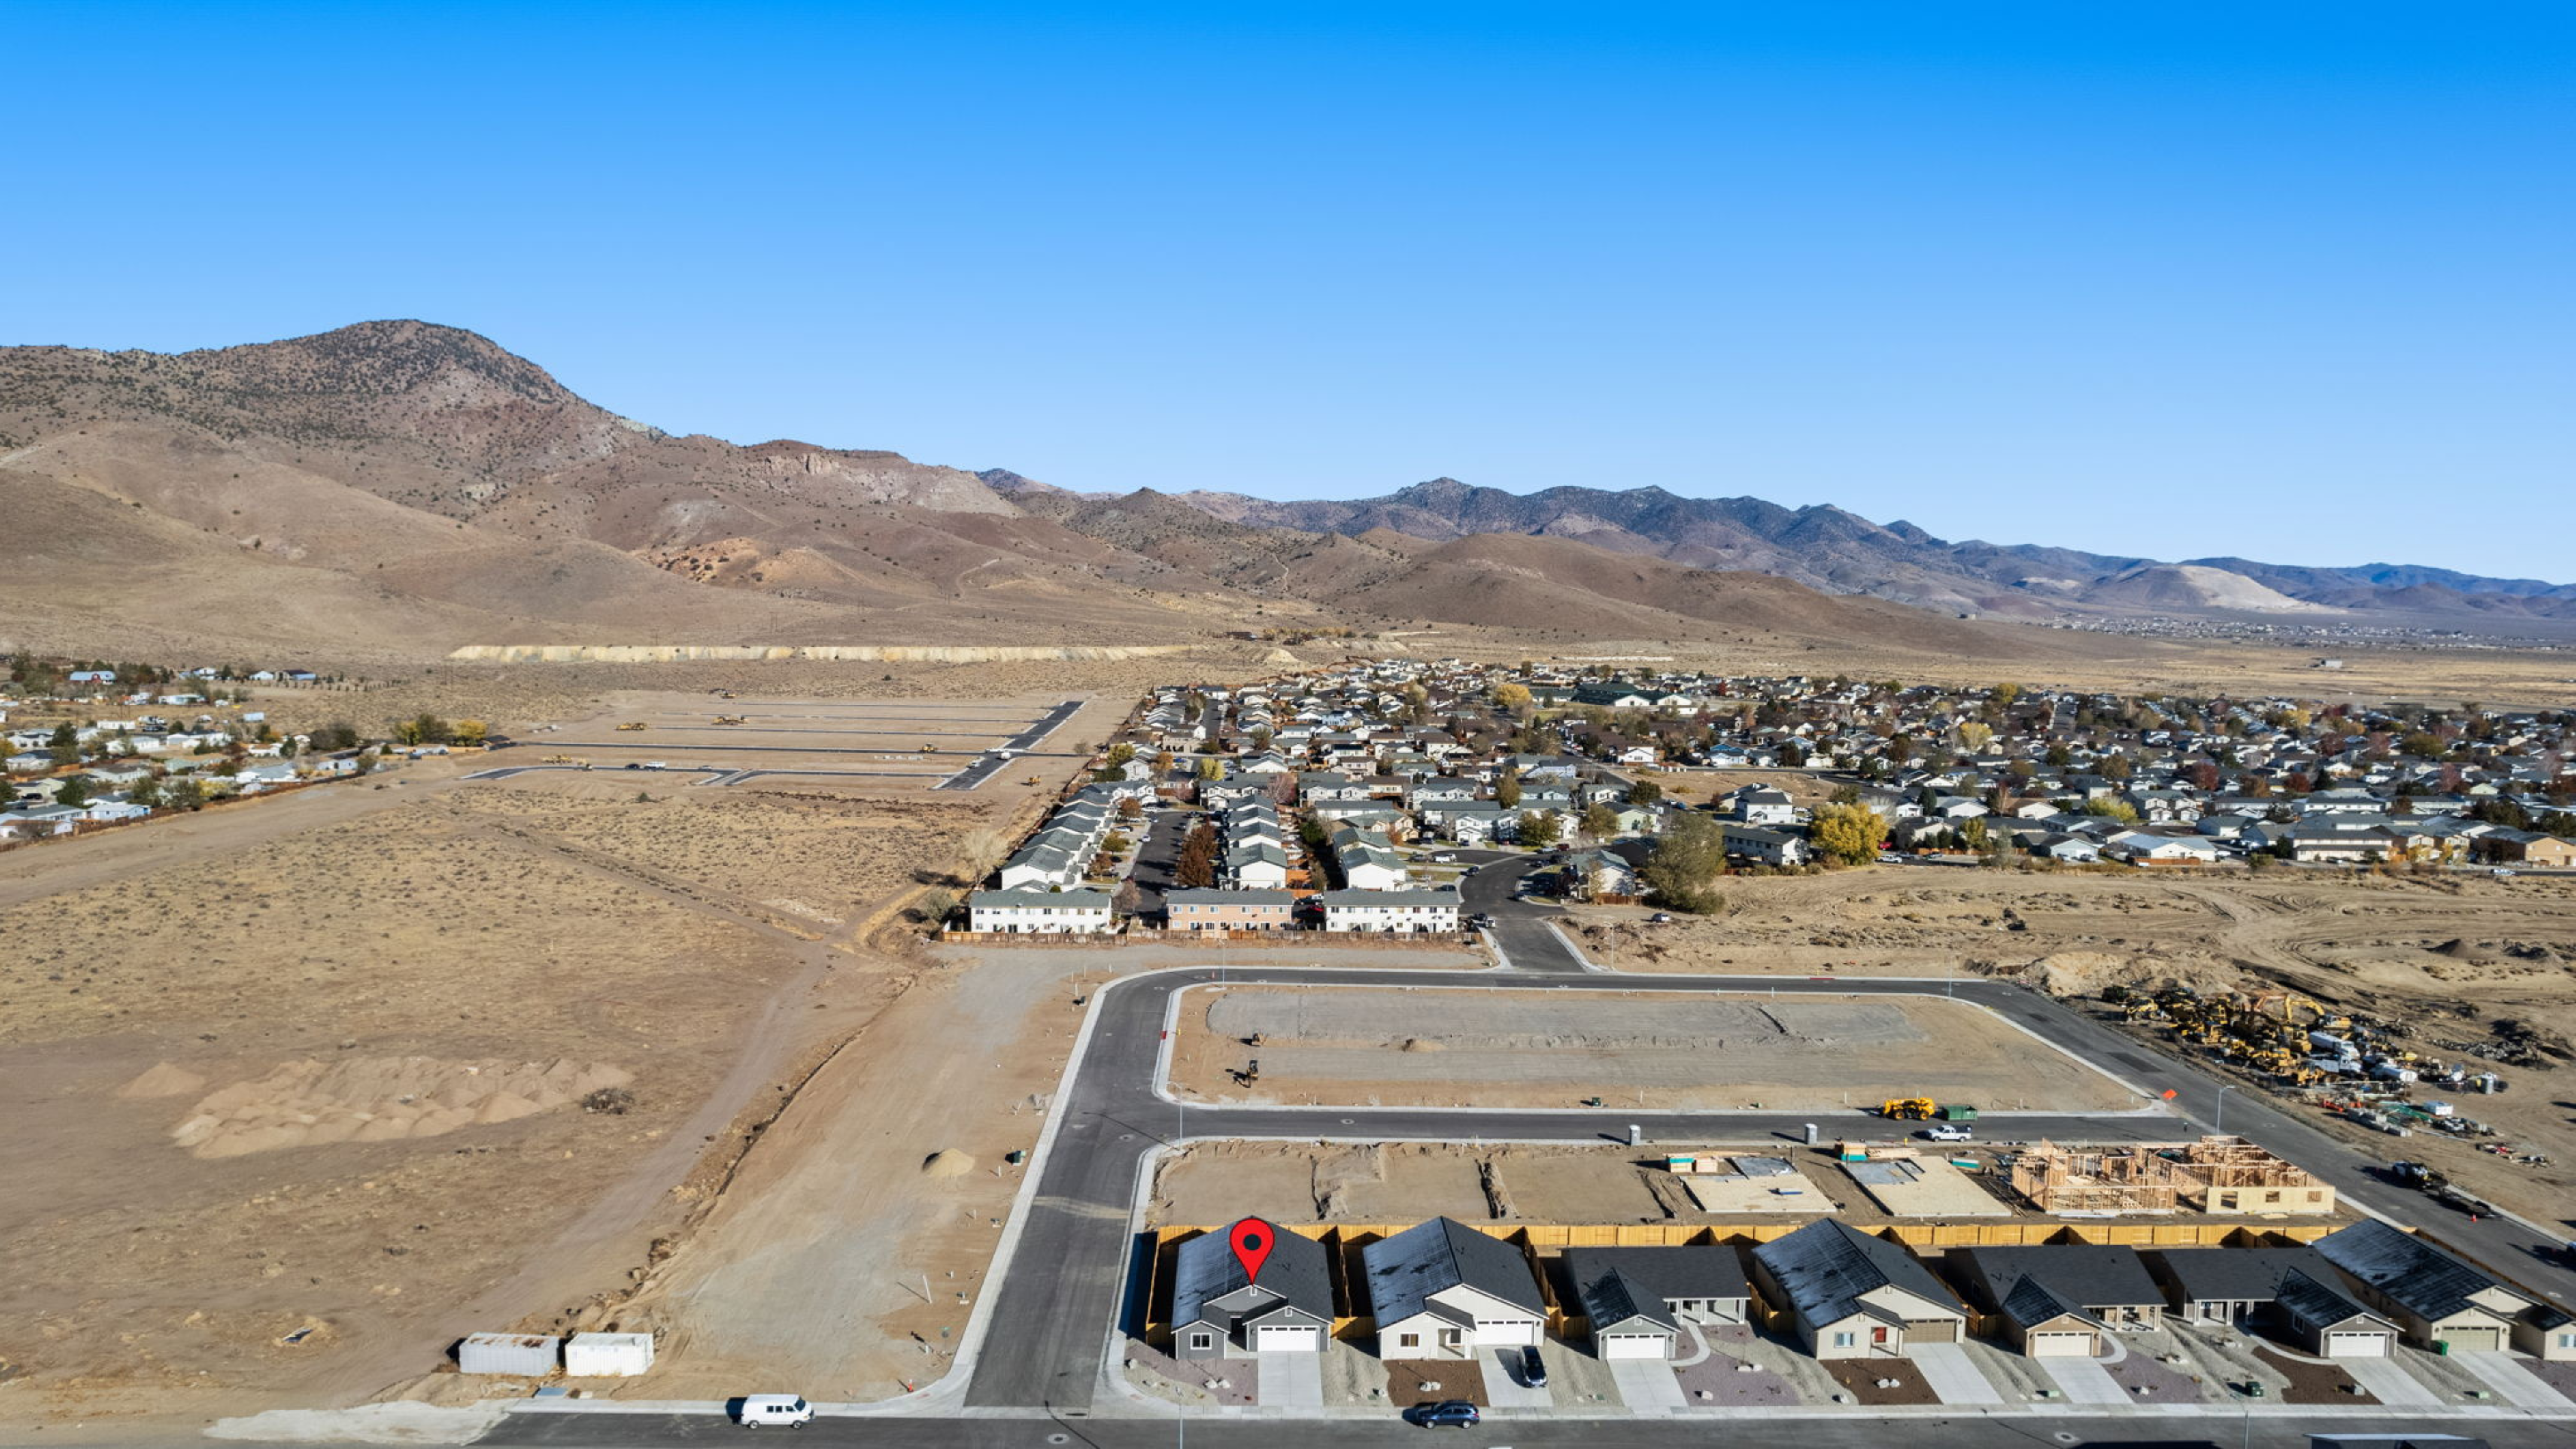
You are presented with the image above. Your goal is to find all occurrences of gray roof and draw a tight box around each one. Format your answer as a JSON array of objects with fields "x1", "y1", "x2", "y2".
[
  {"x1": 967, "y1": 887, "x2": 1113, "y2": 908},
  {"x1": 1753, "y1": 1220, "x2": 1959, "y2": 1323},
  {"x1": 2148, "y1": 1246, "x2": 2338, "y2": 1305},
  {"x1": 2273, "y1": 1267, "x2": 2385, "y2": 1332},
  {"x1": 1318, "y1": 888, "x2": 1461, "y2": 908},
  {"x1": 2315, "y1": 1220, "x2": 2526, "y2": 1320},
  {"x1": 1949, "y1": 1246, "x2": 2163, "y2": 1315},
  {"x1": 1565, "y1": 1247, "x2": 1748, "y2": 1333},
  {"x1": 1998, "y1": 1276, "x2": 2101, "y2": 1333},
  {"x1": 1361, "y1": 1218, "x2": 1542, "y2": 1324},
  {"x1": 1163, "y1": 888, "x2": 1297, "y2": 907},
  {"x1": 1172, "y1": 1226, "x2": 1333, "y2": 1330}
]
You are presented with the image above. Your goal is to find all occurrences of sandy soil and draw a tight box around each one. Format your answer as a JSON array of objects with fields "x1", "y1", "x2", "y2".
[
  {"x1": 1168, "y1": 984, "x2": 2139, "y2": 1112},
  {"x1": 0, "y1": 689, "x2": 1072, "y2": 1443},
  {"x1": 1572, "y1": 868, "x2": 2576, "y2": 1226}
]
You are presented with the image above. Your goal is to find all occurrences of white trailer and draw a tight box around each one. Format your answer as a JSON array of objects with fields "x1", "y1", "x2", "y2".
[
  {"x1": 564, "y1": 1332, "x2": 656, "y2": 1376},
  {"x1": 457, "y1": 1333, "x2": 559, "y2": 1376}
]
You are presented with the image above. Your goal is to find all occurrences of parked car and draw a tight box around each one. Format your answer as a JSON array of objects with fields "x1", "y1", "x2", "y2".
[
  {"x1": 1517, "y1": 1344, "x2": 1548, "y2": 1387},
  {"x1": 1470, "y1": 912, "x2": 1496, "y2": 929},
  {"x1": 1647, "y1": 912, "x2": 1674, "y2": 924},
  {"x1": 735, "y1": 1394, "x2": 812, "y2": 1428},
  {"x1": 1404, "y1": 1400, "x2": 1481, "y2": 1428},
  {"x1": 1922, "y1": 1124, "x2": 1973, "y2": 1143},
  {"x1": 1431, "y1": 852, "x2": 1457, "y2": 863}
]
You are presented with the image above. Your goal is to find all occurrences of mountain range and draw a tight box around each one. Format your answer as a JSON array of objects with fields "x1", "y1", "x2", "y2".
[{"x1": 1, "y1": 320, "x2": 2564, "y2": 664}]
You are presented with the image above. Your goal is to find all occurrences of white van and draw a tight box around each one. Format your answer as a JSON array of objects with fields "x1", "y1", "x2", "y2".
[{"x1": 737, "y1": 1394, "x2": 813, "y2": 1428}]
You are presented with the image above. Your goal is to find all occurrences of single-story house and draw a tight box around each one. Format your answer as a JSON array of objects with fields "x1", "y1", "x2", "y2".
[
  {"x1": 1172, "y1": 1226, "x2": 1334, "y2": 1358},
  {"x1": 966, "y1": 887, "x2": 1115, "y2": 935},
  {"x1": 1945, "y1": 1245, "x2": 2165, "y2": 1357},
  {"x1": 1750, "y1": 1220, "x2": 1965, "y2": 1359},
  {"x1": 1164, "y1": 888, "x2": 1297, "y2": 931},
  {"x1": 2273, "y1": 1268, "x2": 2399, "y2": 1358},
  {"x1": 1363, "y1": 1217, "x2": 1546, "y2": 1358},
  {"x1": 1565, "y1": 1246, "x2": 1750, "y2": 1360},
  {"x1": 2312, "y1": 1220, "x2": 2534, "y2": 1355},
  {"x1": 2149, "y1": 1246, "x2": 2346, "y2": 1324}
]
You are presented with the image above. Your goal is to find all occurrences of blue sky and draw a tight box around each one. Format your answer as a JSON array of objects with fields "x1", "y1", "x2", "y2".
[{"x1": 6, "y1": 3, "x2": 2570, "y2": 580}]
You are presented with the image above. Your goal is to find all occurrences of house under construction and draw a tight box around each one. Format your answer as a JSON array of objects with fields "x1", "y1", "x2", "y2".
[{"x1": 2009, "y1": 1137, "x2": 2335, "y2": 1217}]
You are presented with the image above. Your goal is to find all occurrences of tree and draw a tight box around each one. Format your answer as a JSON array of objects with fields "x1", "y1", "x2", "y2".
[
  {"x1": 54, "y1": 775, "x2": 91, "y2": 808},
  {"x1": 1580, "y1": 802, "x2": 1620, "y2": 840},
  {"x1": 1495, "y1": 766, "x2": 1522, "y2": 810},
  {"x1": 1956, "y1": 720, "x2": 1994, "y2": 753},
  {"x1": 1829, "y1": 784, "x2": 1862, "y2": 805},
  {"x1": 128, "y1": 774, "x2": 163, "y2": 809},
  {"x1": 1641, "y1": 814, "x2": 1726, "y2": 914},
  {"x1": 163, "y1": 776, "x2": 206, "y2": 812},
  {"x1": 1105, "y1": 742, "x2": 1136, "y2": 768},
  {"x1": 1196, "y1": 756, "x2": 1223, "y2": 781},
  {"x1": 1175, "y1": 821, "x2": 1221, "y2": 888},
  {"x1": 1623, "y1": 779, "x2": 1662, "y2": 807},
  {"x1": 452, "y1": 719, "x2": 488, "y2": 747},
  {"x1": 318, "y1": 721, "x2": 360, "y2": 752},
  {"x1": 1492, "y1": 682, "x2": 1532, "y2": 711},
  {"x1": 1517, "y1": 810, "x2": 1561, "y2": 848},
  {"x1": 2099, "y1": 752, "x2": 2134, "y2": 781},
  {"x1": 1993, "y1": 682, "x2": 2021, "y2": 707},
  {"x1": 2084, "y1": 797, "x2": 2141, "y2": 824},
  {"x1": 1808, "y1": 803, "x2": 1886, "y2": 866},
  {"x1": 48, "y1": 723, "x2": 75, "y2": 750}
]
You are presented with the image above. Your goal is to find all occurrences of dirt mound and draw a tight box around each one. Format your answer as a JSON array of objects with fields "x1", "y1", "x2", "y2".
[
  {"x1": 170, "y1": 1057, "x2": 631, "y2": 1158},
  {"x1": 116, "y1": 1061, "x2": 207, "y2": 1098},
  {"x1": 920, "y1": 1149, "x2": 976, "y2": 1177},
  {"x1": 2020, "y1": 950, "x2": 2239, "y2": 999},
  {"x1": 2432, "y1": 937, "x2": 2498, "y2": 961}
]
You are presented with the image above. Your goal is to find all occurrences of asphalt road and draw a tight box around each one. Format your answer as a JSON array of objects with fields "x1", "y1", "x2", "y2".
[
  {"x1": 1127, "y1": 810, "x2": 1191, "y2": 920},
  {"x1": 960, "y1": 957, "x2": 2576, "y2": 1416},
  {"x1": 1457, "y1": 852, "x2": 1591, "y2": 971},
  {"x1": 479, "y1": 1410, "x2": 2576, "y2": 1447}
]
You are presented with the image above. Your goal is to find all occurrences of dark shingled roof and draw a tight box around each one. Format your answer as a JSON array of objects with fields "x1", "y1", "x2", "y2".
[
  {"x1": 2149, "y1": 1246, "x2": 2339, "y2": 1305},
  {"x1": 1172, "y1": 1227, "x2": 1334, "y2": 1331},
  {"x1": 1949, "y1": 1246, "x2": 2164, "y2": 1318},
  {"x1": 2272, "y1": 1267, "x2": 2386, "y2": 1332},
  {"x1": 1564, "y1": 1247, "x2": 1750, "y2": 1332},
  {"x1": 2315, "y1": 1220, "x2": 2527, "y2": 1321},
  {"x1": 1361, "y1": 1218, "x2": 1543, "y2": 1324},
  {"x1": 1753, "y1": 1220, "x2": 1959, "y2": 1324}
]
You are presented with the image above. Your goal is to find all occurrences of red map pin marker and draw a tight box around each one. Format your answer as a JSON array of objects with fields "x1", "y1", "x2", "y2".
[{"x1": 1227, "y1": 1216, "x2": 1276, "y2": 1284}]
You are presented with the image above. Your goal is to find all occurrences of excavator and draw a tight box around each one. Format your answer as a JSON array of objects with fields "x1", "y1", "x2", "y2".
[
  {"x1": 712, "y1": 715, "x2": 748, "y2": 726},
  {"x1": 616, "y1": 721, "x2": 649, "y2": 732}
]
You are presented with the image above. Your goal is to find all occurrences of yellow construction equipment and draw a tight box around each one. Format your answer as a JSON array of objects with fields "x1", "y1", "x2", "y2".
[
  {"x1": 1880, "y1": 1097, "x2": 1937, "y2": 1120},
  {"x1": 616, "y1": 721, "x2": 649, "y2": 732},
  {"x1": 712, "y1": 715, "x2": 747, "y2": 726}
]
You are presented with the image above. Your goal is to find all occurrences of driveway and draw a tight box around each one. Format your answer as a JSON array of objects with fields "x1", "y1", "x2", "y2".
[
  {"x1": 1908, "y1": 1342, "x2": 2002, "y2": 1404},
  {"x1": 1608, "y1": 1356, "x2": 1688, "y2": 1412},
  {"x1": 2038, "y1": 1354, "x2": 2127, "y2": 1405},
  {"x1": 2339, "y1": 1353, "x2": 2442, "y2": 1407}
]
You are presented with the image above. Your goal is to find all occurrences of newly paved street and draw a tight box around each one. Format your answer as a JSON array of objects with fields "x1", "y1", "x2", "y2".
[{"x1": 480, "y1": 1409, "x2": 2576, "y2": 1447}]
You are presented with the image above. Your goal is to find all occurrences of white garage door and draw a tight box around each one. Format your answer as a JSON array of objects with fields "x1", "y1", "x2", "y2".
[
  {"x1": 1474, "y1": 1320, "x2": 1539, "y2": 1347},
  {"x1": 1254, "y1": 1325, "x2": 1320, "y2": 1353},
  {"x1": 2028, "y1": 1331, "x2": 2095, "y2": 1358},
  {"x1": 2323, "y1": 1331, "x2": 2389, "y2": 1358},
  {"x1": 1599, "y1": 1333, "x2": 1670, "y2": 1360}
]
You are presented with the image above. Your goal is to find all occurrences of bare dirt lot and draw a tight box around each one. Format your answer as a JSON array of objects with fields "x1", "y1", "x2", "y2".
[
  {"x1": 1572, "y1": 867, "x2": 2576, "y2": 1226},
  {"x1": 1166, "y1": 984, "x2": 2139, "y2": 1112},
  {"x1": 0, "y1": 686, "x2": 1088, "y2": 1442}
]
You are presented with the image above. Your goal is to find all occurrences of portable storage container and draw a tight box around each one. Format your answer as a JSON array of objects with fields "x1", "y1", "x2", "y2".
[{"x1": 457, "y1": 1333, "x2": 560, "y2": 1376}]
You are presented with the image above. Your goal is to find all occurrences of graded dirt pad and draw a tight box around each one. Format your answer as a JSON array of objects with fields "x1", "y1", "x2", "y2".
[
  {"x1": 1384, "y1": 1358, "x2": 1487, "y2": 1409},
  {"x1": 1568, "y1": 866, "x2": 2576, "y2": 1226},
  {"x1": 1153, "y1": 1141, "x2": 1837, "y2": 1228},
  {"x1": 1823, "y1": 1358, "x2": 1936, "y2": 1406},
  {"x1": 1170, "y1": 985, "x2": 2138, "y2": 1112},
  {"x1": 0, "y1": 699, "x2": 1048, "y2": 1438}
]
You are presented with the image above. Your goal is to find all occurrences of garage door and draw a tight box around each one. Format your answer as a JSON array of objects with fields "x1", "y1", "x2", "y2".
[
  {"x1": 2028, "y1": 1331, "x2": 2096, "y2": 1358},
  {"x1": 1599, "y1": 1333, "x2": 1671, "y2": 1360},
  {"x1": 2322, "y1": 1331, "x2": 2389, "y2": 1358},
  {"x1": 1254, "y1": 1325, "x2": 1319, "y2": 1353},
  {"x1": 1905, "y1": 1319, "x2": 1959, "y2": 1344},
  {"x1": 1474, "y1": 1320, "x2": 1539, "y2": 1347},
  {"x1": 2442, "y1": 1327, "x2": 2503, "y2": 1353}
]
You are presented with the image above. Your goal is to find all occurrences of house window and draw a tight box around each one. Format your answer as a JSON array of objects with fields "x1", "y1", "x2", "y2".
[
  {"x1": 2560, "y1": 1333, "x2": 2576, "y2": 1350},
  {"x1": 1397, "y1": 1333, "x2": 1420, "y2": 1350},
  {"x1": 1190, "y1": 1332, "x2": 1213, "y2": 1351},
  {"x1": 1832, "y1": 1331, "x2": 1856, "y2": 1348}
]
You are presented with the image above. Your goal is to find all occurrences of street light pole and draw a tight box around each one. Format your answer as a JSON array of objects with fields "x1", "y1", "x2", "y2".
[{"x1": 2214, "y1": 1083, "x2": 2236, "y2": 1136}]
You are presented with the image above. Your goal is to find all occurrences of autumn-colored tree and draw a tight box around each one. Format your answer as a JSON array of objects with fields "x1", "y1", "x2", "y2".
[
  {"x1": 1580, "y1": 802, "x2": 1620, "y2": 840},
  {"x1": 1807, "y1": 803, "x2": 1886, "y2": 866},
  {"x1": 1174, "y1": 821, "x2": 1221, "y2": 888},
  {"x1": 1518, "y1": 810, "x2": 1561, "y2": 848}
]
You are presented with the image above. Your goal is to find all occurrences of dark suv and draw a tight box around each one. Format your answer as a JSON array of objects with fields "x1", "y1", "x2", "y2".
[
  {"x1": 1517, "y1": 1344, "x2": 1547, "y2": 1387},
  {"x1": 1405, "y1": 1400, "x2": 1482, "y2": 1428}
]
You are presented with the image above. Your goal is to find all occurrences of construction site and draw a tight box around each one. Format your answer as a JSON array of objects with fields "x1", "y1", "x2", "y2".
[{"x1": 2005, "y1": 1137, "x2": 2336, "y2": 1217}]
